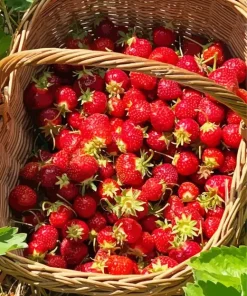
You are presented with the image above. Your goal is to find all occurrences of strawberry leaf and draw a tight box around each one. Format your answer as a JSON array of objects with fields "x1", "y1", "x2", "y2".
[
  {"x1": 241, "y1": 274, "x2": 247, "y2": 296},
  {"x1": 0, "y1": 227, "x2": 27, "y2": 255},
  {"x1": 183, "y1": 283, "x2": 204, "y2": 296},
  {"x1": 5, "y1": 0, "x2": 33, "y2": 11},
  {"x1": 0, "y1": 31, "x2": 11, "y2": 59}
]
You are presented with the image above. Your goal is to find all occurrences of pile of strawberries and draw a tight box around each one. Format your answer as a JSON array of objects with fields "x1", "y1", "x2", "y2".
[{"x1": 8, "y1": 17, "x2": 246, "y2": 275}]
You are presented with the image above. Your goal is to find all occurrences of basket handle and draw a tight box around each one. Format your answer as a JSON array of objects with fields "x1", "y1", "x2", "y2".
[{"x1": 0, "y1": 48, "x2": 246, "y2": 124}]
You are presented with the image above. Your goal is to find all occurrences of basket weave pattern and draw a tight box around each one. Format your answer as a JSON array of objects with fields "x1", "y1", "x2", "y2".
[{"x1": 0, "y1": 0, "x2": 246, "y2": 295}]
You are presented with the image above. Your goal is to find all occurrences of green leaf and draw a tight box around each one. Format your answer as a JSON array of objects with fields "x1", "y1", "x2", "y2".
[
  {"x1": 5, "y1": 0, "x2": 34, "y2": 11},
  {"x1": 241, "y1": 274, "x2": 247, "y2": 296},
  {"x1": 199, "y1": 281, "x2": 240, "y2": 296},
  {"x1": 184, "y1": 283, "x2": 204, "y2": 296},
  {"x1": 0, "y1": 227, "x2": 27, "y2": 256},
  {"x1": 0, "y1": 31, "x2": 11, "y2": 59}
]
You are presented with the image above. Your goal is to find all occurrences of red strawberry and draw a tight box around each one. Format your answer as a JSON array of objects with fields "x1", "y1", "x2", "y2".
[
  {"x1": 150, "y1": 100, "x2": 175, "y2": 132},
  {"x1": 207, "y1": 206, "x2": 225, "y2": 219},
  {"x1": 182, "y1": 89, "x2": 203, "y2": 104},
  {"x1": 52, "y1": 64, "x2": 73, "y2": 77},
  {"x1": 222, "y1": 124, "x2": 242, "y2": 149},
  {"x1": 222, "y1": 58, "x2": 247, "y2": 83},
  {"x1": 130, "y1": 232, "x2": 155, "y2": 256},
  {"x1": 105, "y1": 69, "x2": 129, "y2": 96},
  {"x1": 202, "y1": 42, "x2": 225, "y2": 66},
  {"x1": 88, "y1": 212, "x2": 107, "y2": 233},
  {"x1": 157, "y1": 79, "x2": 182, "y2": 101},
  {"x1": 141, "y1": 215, "x2": 159, "y2": 233},
  {"x1": 24, "y1": 241, "x2": 48, "y2": 261},
  {"x1": 182, "y1": 35, "x2": 206, "y2": 56},
  {"x1": 45, "y1": 254, "x2": 67, "y2": 269},
  {"x1": 9, "y1": 185, "x2": 37, "y2": 212},
  {"x1": 177, "y1": 55, "x2": 201, "y2": 73},
  {"x1": 203, "y1": 216, "x2": 221, "y2": 238},
  {"x1": 122, "y1": 87, "x2": 146, "y2": 108},
  {"x1": 197, "y1": 98, "x2": 225, "y2": 125},
  {"x1": 60, "y1": 238, "x2": 88, "y2": 266},
  {"x1": 174, "y1": 99, "x2": 198, "y2": 120},
  {"x1": 202, "y1": 148, "x2": 224, "y2": 169},
  {"x1": 38, "y1": 164, "x2": 63, "y2": 188},
  {"x1": 36, "y1": 108, "x2": 62, "y2": 129},
  {"x1": 80, "y1": 89, "x2": 107, "y2": 115},
  {"x1": 128, "y1": 100, "x2": 150, "y2": 124},
  {"x1": 152, "y1": 222, "x2": 175, "y2": 253},
  {"x1": 199, "y1": 122, "x2": 222, "y2": 147},
  {"x1": 149, "y1": 47, "x2": 178, "y2": 65},
  {"x1": 178, "y1": 182, "x2": 199, "y2": 202},
  {"x1": 62, "y1": 219, "x2": 89, "y2": 243},
  {"x1": 173, "y1": 151, "x2": 199, "y2": 176},
  {"x1": 186, "y1": 201, "x2": 206, "y2": 217},
  {"x1": 226, "y1": 109, "x2": 241, "y2": 125},
  {"x1": 219, "y1": 150, "x2": 237, "y2": 174},
  {"x1": 108, "y1": 97, "x2": 125, "y2": 118},
  {"x1": 93, "y1": 37, "x2": 114, "y2": 51},
  {"x1": 142, "y1": 256, "x2": 178, "y2": 274},
  {"x1": 73, "y1": 73, "x2": 104, "y2": 96},
  {"x1": 75, "y1": 261, "x2": 103, "y2": 273},
  {"x1": 73, "y1": 195, "x2": 97, "y2": 219},
  {"x1": 32, "y1": 225, "x2": 58, "y2": 250},
  {"x1": 95, "y1": 18, "x2": 115, "y2": 38},
  {"x1": 169, "y1": 240, "x2": 201, "y2": 263},
  {"x1": 22, "y1": 210, "x2": 45, "y2": 226},
  {"x1": 55, "y1": 86, "x2": 78, "y2": 114},
  {"x1": 205, "y1": 175, "x2": 232, "y2": 199},
  {"x1": 55, "y1": 129, "x2": 81, "y2": 152},
  {"x1": 51, "y1": 149, "x2": 69, "y2": 172},
  {"x1": 98, "y1": 158, "x2": 115, "y2": 180},
  {"x1": 153, "y1": 26, "x2": 176, "y2": 47},
  {"x1": 146, "y1": 129, "x2": 172, "y2": 152},
  {"x1": 98, "y1": 178, "x2": 121, "y2": 200},
  {"x1": 141, "y1": 178, "x2": 166, "y2": 201},
  {"x1": 47, "y1": 202, "x2": 74, "y2": 228},
  {"x1": 20, "y1": 162, "x2": 40, "y2": 182},
  {"x1": 97, "y1": 226, "x2": 117, "y2": 249},
  {"x1": 124, "y1": 37, "x2": 152, "y2": 58},
  {"x1": 152, "y1": 163, "x2": 178, "y2": 185},
  {"x1": 174, "y1": 119, "x2": 200, "y2": 147},
  {"x1": 130, "y1": 72, "x2": 157, "y2": 91},
  {"x1": 236, "y1": 88, "x2": 247, "y2": 103},
  {"x1": 163, "y1": 195, "x2": 184, "y2": 221},
  {"x1": 114, "y1": 218, "x2": 142, "y2": 244},
  {"x1": 107, "y1": 255, "x2": 134, "y2": 275}
]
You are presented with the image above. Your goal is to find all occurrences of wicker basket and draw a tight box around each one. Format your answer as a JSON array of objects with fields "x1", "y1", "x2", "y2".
[{"x1": 0, "y1": 0, "x2": 247, "y2": 295}]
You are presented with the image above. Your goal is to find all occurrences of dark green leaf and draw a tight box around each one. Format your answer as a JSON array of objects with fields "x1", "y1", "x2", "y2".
[
  {"x1": 5, "y1": 0, "x2": 34, "y2": 11},
  {"x1": 0, "y1": 31, "x2": 11, "y2": 58},
  {"x1": 199, "y1": 281, "x2": 240, "y2": 296},
  {"x1": 241, "y1": 274, "x2": 247, "y2": 296}
]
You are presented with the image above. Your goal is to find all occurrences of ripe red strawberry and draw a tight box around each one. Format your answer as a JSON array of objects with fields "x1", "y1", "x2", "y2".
[
  {"x1": 157, "y1": 79, "x2": 182, "y2": 101},
  {"x1": 75, "y1": 262, "x2": 103, "y2": 273},
  {"x1": 95, "y1": 18, "x2": 115, "y2": 38},
  {"x1": 205, "y1": 175, "x2": 232, "y2": 199},
  {"x1": 114, "y1": 218, "x2": 142, "y2": 244},
  {"x1": 46, "y1": 201, "x2": 74, "y2": 228},
  {"x1": 60, "y1": 238, "x2": 88, "y2": 266},
  {"x1": 174, "y1": 99, "x2": 198, "y2": 120},
  {"x1": 207, "y1": 206, "x2": 225, "y2": 219},
  {"x1": 45, "y1": 254, "x2": 67, "y2": 269},
  {"x1": 88, "y1": 212, "x2": 107, "y2": 233},
  {"x1": 226, "y1": 109, "x2": 241, "y2": 125},
  {"x1": 202, "y1": 42, "x2": 225, "y2": 66},
  {"x1": 174, "y1": 119, "x2": 200, "y2": 147},
  {"x1": 146, "y1": 129, "x2": 171, "y2": 152},
  {"x1": 55, "y1": 129, "x2": 82, "y2": 152},
  {"x1": 32, "y1": 225, "x2": 58, "y2": 250},
  {"x1": 199, "y1": 122, "x2": 222, "y2": 147},
  {"x1": 141, "y1": 215, "x2": 159, "y2": 233},
  {"x1": 202, "y1": 148, "x2": 224, "y2": 169},
  {"x1": 73, "y1": 73, "x2": 104, "y2": 96},
  {"x1": 173, "y1": 151, "x2": 199, "y2": 176},
  {"x1": 222, "y1": 124, "x2": 242, "y2": 149},
  {"x1": 182, "y1": 88, "x2": 203, "y2": 104},
  {"x1": 52, "y1": 64, "x2": 73, "y2": 77},
  {"x1": 128, "y1": 100, "x2": 150, "y2": 124},
  {"x1": 80, "y1": 89, "x2": 107, "y2": 115},
  {"x1": 150, "y1": 100, "x2": 175, "y2": 132},
  {"x1": 107, "y1": 255, "x2": 134, "y2": 275},
  {"x1": 38, "y1": 164, "x2": 63, "y2": 188},
  {"x1": 97, "y1": 226, "x2": 117, "y2": 249},
  {"x1": 236, "y1": 88, "x2": 247, "y2": 103},
  {"x1": 163, "y1": 195, "x2": 184, "y2": 221},
  {"x1": 36, "y1": 108, "x2": 62, "y2": 128},
  {"x1": 149, "y1": 47, "x2": 178, "y2": 65},
  {"x1": 92, "y1": 37, "x2": 114, "y2": 51},
  {"x1": 105, "y1": 69, "x2": 130, "y2": 97},
  {"x1": 24, "y1": 241, "x2": 48, "y2": 261},
  {"x1": 20, "y1": 162, "x2": 40, "y2": 182},
  {"x1": 67, "y1": 154, "x2": 98, "y2": 182},
  {"x1": 222, "y1": 58, "x2": 247, "y2": 83},
  {"x1": 141, "y1": 178, "x2": 166, "y2": 201},
  {"x1": 52, "y1": 182, "x2": 79, "y2": 202},
  {"x1": 124, "y1": 37, "x2": 152, "y2": 58},
  {"x1": 9, "y1": 185, "x2": 37, "y2": 212},
  {"x1": 152, "y1": 222, "x2": 175, "y2": 253},
  {"x1": 51, "y1": 150, "x2": 68, "y2": 172},
  {"x1": 142, "y1": 256, "x2": 178, "y2": 274},
  {"x1": 219, "y1": 150, "x2": 237, "y2": 174},
  {"x1": 73, "y1": 195, "x2": 97, "y2": 219},
  {"x1": 130, "y1": 72, "x2": 157, "y2": 91},
  {"x1": 30, "y1": 148, "x2": 52, "y2": 162},
  {"x1": 153, "y1": 26, "x2": 176, "y2": 47},
  {"x1": 203, "y1": 216, "x2": 221, "y2": 238},
  {"x1": 122, "y1": 87, "x2": 146, "y2": 109},
  {"x1": 178, "y1": 182, "x2": 199, "y2": 202},
  {"x1": 98, "y1": 158, "x2": 115, "y2": 180},
  {"x1": 186, "y1": 201, "x2": 206, "y2": 217},
  {"x1": 130, "y1": 232, "x2": 155, "y2": 256},
  {"x1": 108, "y1": 97, "x2": 125, "y2": 118},
  {"x1": 177, "y1": 55, "x2": 201, "y2": 73},
  {"x1": 197, "y1": 98, "x2": 225, "y2": 125},
  {"x1": 22, "y1": 210, "x2": 45, "y2": 226},
  {"x1": 169, "y1": 240, "x2": 201, "y2": 263},
  {"x1": 152, "y1": 163, "x2": 178, "y2": 185},
  {"x1": 55, "y1": 86, "x2": 78, "y2": 114},
  {"x1": 98, "y1": 178, "x2": 121, "y2": 201},
  {"x1": 182, "y1": 35, "x2": 206, "y2": 56},
  {"x1": 62, "y1": 219, "x2": 89, "y2": 242}
]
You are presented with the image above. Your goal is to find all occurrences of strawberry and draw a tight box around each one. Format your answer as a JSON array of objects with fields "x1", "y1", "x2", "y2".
[
  {"x1": 73, "y1": 73, "x2": 104, "y2": 96},
  {"x1": 67, "y1": 154, "x2": 98, "y2": 182},
  {"x1": 22, "y1": 210, "x2": 45, "y2": 226},
  {"x1": 62, "y1": 219, "x2": 89, "y2": 243},
  {"x1": 95, "y1": 18, "x2": 115, "y2": 38},
  {"x1": 53, "y1": 177, "x2": 79, "y2": 202},
  {"x1": 177, "y1": 55, "x2": 201, "y2": 73},
  {"x1": 20, "y1": 162, "x2": 40, "y2": 182},
  {"x1": 152, "y1": 163, "x2": 178, "y2": 185},
  {"x1": 45, "y1": 254, "x2": 67, "y2": 269},
  {"x1": 152, "y1": 222, "x2": 175, "y2": 253},
  {"x1": 157, "y1": 79, "x2": 182, "y2": 101},
  {"x1": 236, "y1": 88, "x2": 247, "y2": 103},
  {"x1": 36, "y1": 108, "x2": 62, "y2": 128},
  {"x1": 98, "y1": 178, "x2": 121, "y2": 201},
  {"x1": 88, "y1": 212, "x2": 107, "y2": 233},
  {"x1": 52, "y1": 64, "x2": 73, "y2": 77},
  {"x1": 141, "y1": 178, "x2": 166, "y2": 201},
  {"x1": 129, "y1": 232, "x2": 155, "y2": 256},
  {"x1": 46, "y1": 202, "x2": 74, "y2": 228},
  {"x1": 174, "y1": 99, "x2": 198, "y2": 120},
  {"x1": 203, "y1": 216, "x2": 221, "y2": 238},
  {"x1": 108, "y1": 97, "x2": 125, "y2": 118},
  {"x1": 182, "y1": 89, "x2": 203, "y2": 104},
  {"x1": 60, "y1": 238, "x2": 88, "y2": 266},
  {"x1": 97, "y1": 226, "x2": 117, "y2": 249},
  {"x1": 222, "y1": 58, "x2": 247, "y2": 83},
  {"x1": 178, "y1": 182, "x2": 199, "y2": 202},
  {"x1": 55, "y1": 86, "x2": 78, "y2": 114},
  {"x1": 92, "y1": 37, "x2": 114, "y2": 51},
  {"x1": 186, "y1": 201, "x2": 206, "y2": 217},
  {"x1": 80, "y1": 89, "x2": 107, "y2": 115},
  {"x1": 114, "y1": 218, "x2": 142, "y2": 244},
  {"x1": 52, "y1": 150, "x2": 69, "y2": 172},
  {"x1": 207, "y1": 206, "x2": 225, "y2": 219},
  {"x1": 73, "y1": 195, "x2": 97, "y2": 219},
  {"x1": 107, "y1": 255, "x2": 134, "y2": 275},
  {"x1": 98, "y1": 158, "x2": 115, "y2": 180},
  {"x1": 219, "y1": 150, "x2": 237, "y2": 174},
  {"x1": 122, "y1": 87, "x2": 146, "y2": 109},
  {"x1": 173, "y1": 119, "x2": 200, "y2": 147},
  {"x1": 38, "y1": 164, "x2": 63, "y2": 188},
  {"x1": 169, "y1": 240, "x2": 201, "y2": 263},
  {"x1": 105, "y1": 69, "x2": 130, "y2": 97},
  {"x1": 182, "y1": 35, "x2": 206, "y2": 56},
  {"x1": 128, "y1": 100, "x2": 150, "y2": 124},
  {"x1": 222, "y1": 124, "x2": 242, "y2": 149},
  {"x1": 197, "y1": 98, "x2": 225, "y2": 125},
  {"x1": 142, "y1": 256, "x2": 178, "y2": 274},
  {"x1": 202, "y1": 42, "x2": 225, "y2": 66},
  {"x1": 75, "y1": 262, "x2": 103, "y2": 273},
  {"x1": 201, "y1": 148, "x2": 224, "y2": 169},
  {"x1": 141, "y1": 215, "x2": 159, "y2": 233},
  {"x1": 199, "y1": 122, "x2": 222, "y2": 147},
  {"x1": 55, "y1": 129, "x2": 82, "y2": 152},
  {"x1": 226, "y1": 109, "x2": 242, "y2": 125},
  {"x1": 130, "y1": 72, "x2": 157, "y2": 91},
  {"x1": 205, "y1": 175, "x2": 232, "y2": 199},
  {"x1": 116, "y1": 152, "x2": 153, "y2": 186},
  {"x1": 149, "y1": 47, "x2": 178, "y2": 65},
  {"x1": 146, "y1": 129, "x2": 172, "y2": 152},
  {"x1": 32, "y1": 225, "x2": 58, "y2": 250},
  {"x1": 150, "y1": 100, "x2": 175, "y2": 132},
  {"x1": 153, "y1": 26, "x2": 176, "y2": 47},
  {"x1": 24, "y1": 241, "x2": 48, "y2": 262},
  {"x1": 124, "y1": 37, "x2": 152, "y2": 58},
  {"x1": 173, "y1": 152, "x2": 199, "y2": 176},
  {"x1": 9, "y1": 185, "x2": 37, "y2": 212}
]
